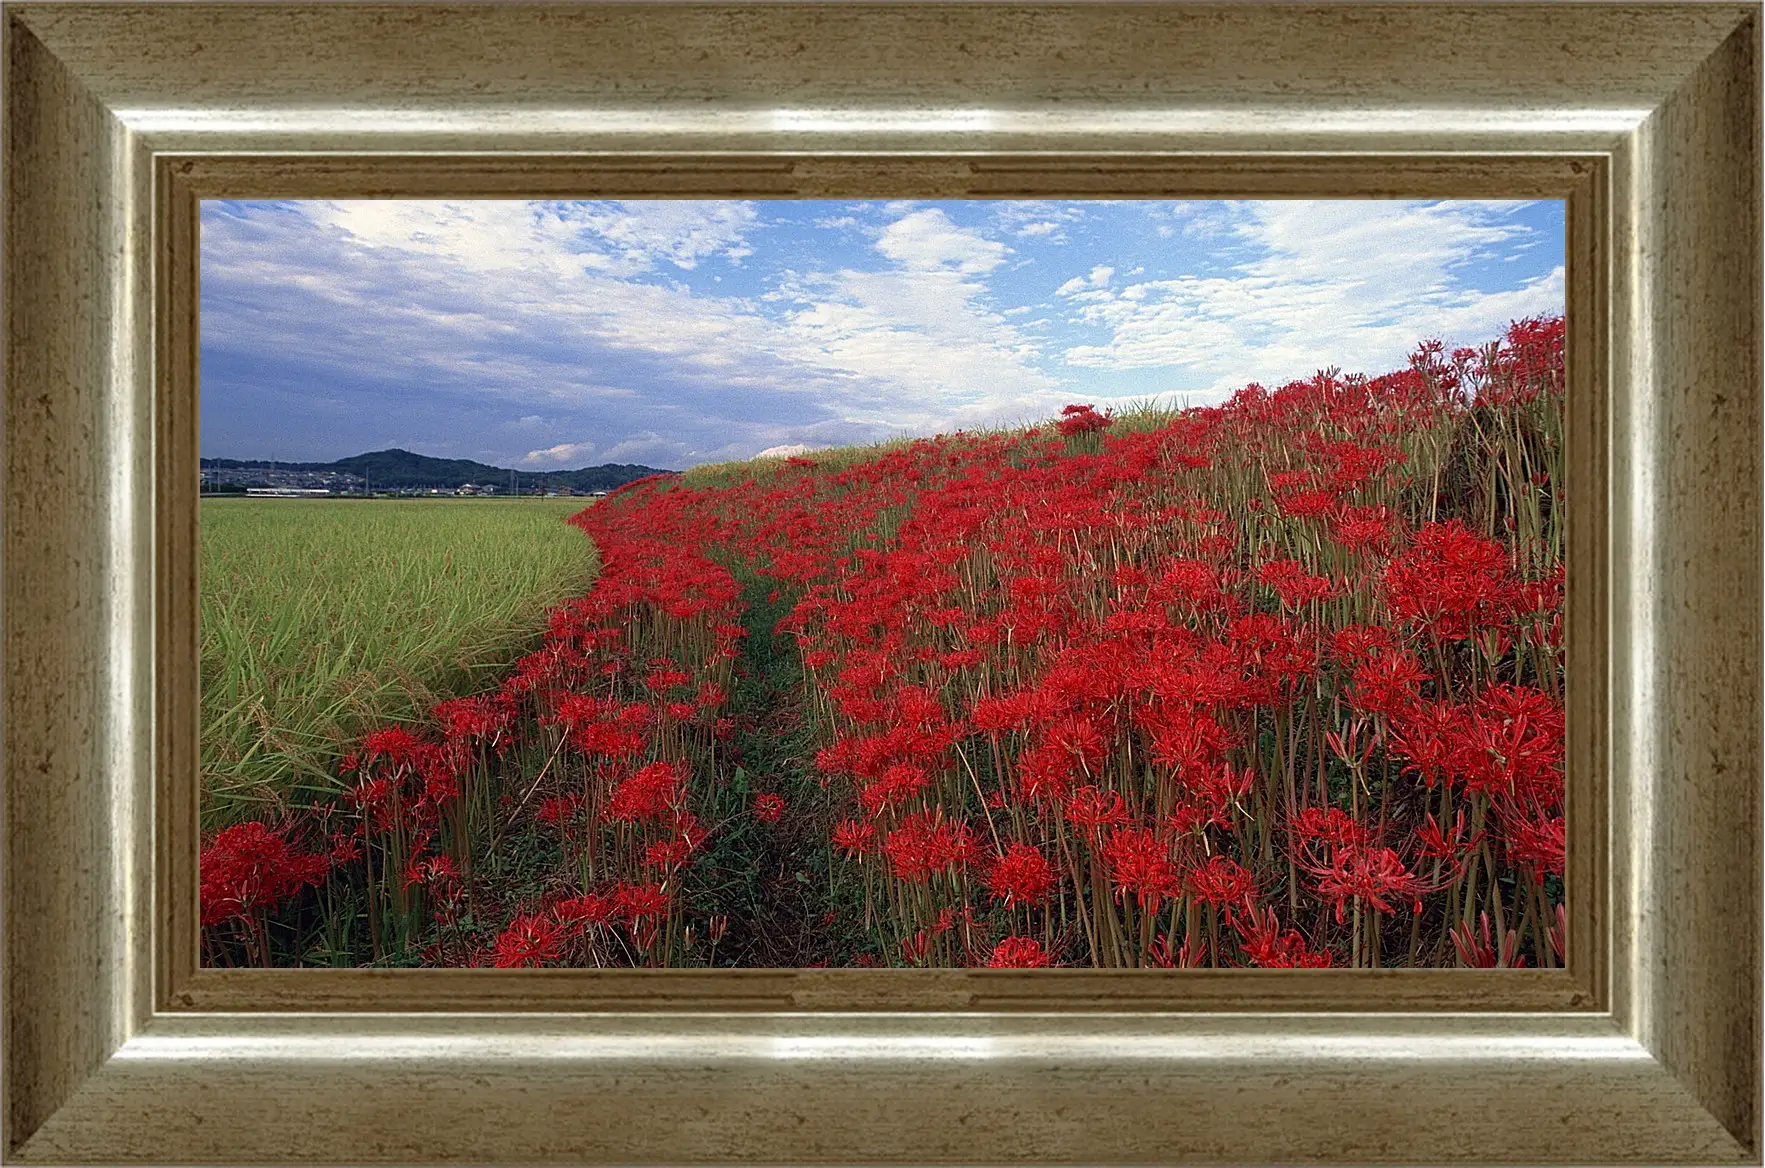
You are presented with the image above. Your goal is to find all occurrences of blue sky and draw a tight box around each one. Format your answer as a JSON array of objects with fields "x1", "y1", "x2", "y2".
[{"x1": 200, "y1": 198, "x2": 1564, "y2": 470}]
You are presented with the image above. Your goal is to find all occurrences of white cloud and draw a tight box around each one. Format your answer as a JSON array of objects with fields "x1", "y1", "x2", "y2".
[
  {"x1": 202, "y1": 198, "x2": 1563, "y2": 467},
  {"x1": 1060, "y1": 201, "x2": 1564, "y2": 394},
  {"x1": 208, "y1": 198, "x2": 1064, "y2": 457},
  {"x1": 304, "y1": 199, "x2": 758, "y2": 278},
  {"x1": 776, "y1": 263, "x2": 1057, "y2": 424},
  {"x1": 1056, "y1": 265, "x2": 1115, "y2": 297},
  {"x1": 525, "y1": 442, "x2": 596, "y2": 464},
  {"x1": 992, "y1": 201, "x2": 1087, "y2": 243},
  {"x1": 754, "y1": 443, "x2": 812, "y2": 459},
  {"x1": 874, "y1": 208, "x2": 1010, "y2": 274}
]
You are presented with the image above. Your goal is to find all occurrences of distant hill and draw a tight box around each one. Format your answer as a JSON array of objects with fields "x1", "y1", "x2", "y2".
[{"x1": 201, "y1": 448, "x2": 674, "y2": 493}]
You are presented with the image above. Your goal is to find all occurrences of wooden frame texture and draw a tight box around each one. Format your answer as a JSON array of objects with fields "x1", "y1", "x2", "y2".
[{"x1": 3, "y1": 2, "x2": 1759, "y2": 1163}]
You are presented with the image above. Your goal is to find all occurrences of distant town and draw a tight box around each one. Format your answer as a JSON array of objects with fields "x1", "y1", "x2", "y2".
[
  {"x1": 199, "y1": 466, "x2": 602, "y2": 498},
  {"x1": 199, "y1": 449, "x2": 671, "y2": 498}
]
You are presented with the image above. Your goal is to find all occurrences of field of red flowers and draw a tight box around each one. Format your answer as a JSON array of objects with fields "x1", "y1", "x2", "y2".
[{"x1": 201, "y1": 315, "x2": 1566, "y2": 970}]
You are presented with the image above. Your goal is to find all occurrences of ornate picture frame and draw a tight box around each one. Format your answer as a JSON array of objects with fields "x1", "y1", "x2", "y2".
[{"x1": 4, "y1": 2, "x2": 1758, "y2": 1161}]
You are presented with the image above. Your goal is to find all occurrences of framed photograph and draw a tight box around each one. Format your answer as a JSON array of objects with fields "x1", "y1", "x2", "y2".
[{"x1": 4, "y1": 1, "x2": 1758, "y2": 1162}]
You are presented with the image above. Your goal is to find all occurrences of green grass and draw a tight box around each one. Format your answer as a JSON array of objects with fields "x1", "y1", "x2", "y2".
[{"x1": 200, "y1": 498, "x2": 599, "y2": 829}]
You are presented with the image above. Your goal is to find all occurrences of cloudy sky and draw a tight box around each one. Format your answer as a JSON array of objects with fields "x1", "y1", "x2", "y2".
[{"x1": 200, "y1": 198, "x2": 1564, "y2": 470}]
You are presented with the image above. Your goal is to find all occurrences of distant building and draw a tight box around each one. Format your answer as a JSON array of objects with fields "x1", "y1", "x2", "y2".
[
  {"x1": 201, "y1": 466, "x2": 364, "y2": 492},
  {"x1": 245, "y1": 487, "x2": 332, "y2": 497}
]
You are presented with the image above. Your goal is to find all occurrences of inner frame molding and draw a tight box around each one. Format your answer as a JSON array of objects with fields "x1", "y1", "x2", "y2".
[{"x1": 5, "y1": 3, "x2": 1758, "y2": 1164}]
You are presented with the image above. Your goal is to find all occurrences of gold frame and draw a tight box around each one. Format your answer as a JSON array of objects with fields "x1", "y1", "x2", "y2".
[{"x1": 4, "y1": 2, "x2": 1758, "y2": 1162}]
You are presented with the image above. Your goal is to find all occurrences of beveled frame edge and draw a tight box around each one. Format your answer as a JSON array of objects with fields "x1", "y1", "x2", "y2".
[
  {"x1": 153, "y1": 151, "x2": 1607, "y2": 1019},
  {"x1": 4, "y1": 2, "x2": 1758, "y2": 1164}
]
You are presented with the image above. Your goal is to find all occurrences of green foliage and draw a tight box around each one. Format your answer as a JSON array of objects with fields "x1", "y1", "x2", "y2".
[{"x1": 199, "y1": 498, "x2": 598, "y2": 828}]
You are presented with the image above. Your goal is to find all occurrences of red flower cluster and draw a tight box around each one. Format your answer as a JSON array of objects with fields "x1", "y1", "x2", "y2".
[
  {"x1": 753, "y1": 792, "x2": 786, "y2": 823},
  {"x1": 204, "y1": 316, "x2": 1566, "y2": 971},
  {"x1": 1056, "y1": 403, "x2": 1114, "y2": 437},
  {"x1": 200, "y1": 820, "x2": 331, "y2": 928}
]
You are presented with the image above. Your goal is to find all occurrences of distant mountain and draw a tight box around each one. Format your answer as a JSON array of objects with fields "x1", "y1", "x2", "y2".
[{"x1": 200, "y1": 448, "x2": 674, "y2": 493}]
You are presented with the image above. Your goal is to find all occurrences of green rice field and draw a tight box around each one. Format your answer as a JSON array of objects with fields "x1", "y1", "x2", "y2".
[{"x1": 200, "y1": 498, "x2": 599, "y2": 828}]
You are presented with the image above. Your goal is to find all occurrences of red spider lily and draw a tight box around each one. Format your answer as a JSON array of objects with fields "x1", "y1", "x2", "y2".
[
  {"x1": 1383, "y1": 520, "x2": 1518, "y2": 641},
  {"x1": 1056, "y1": 404, "x2": 1113, "y2": 437},
  {"x1": 1275, "y1": 488, "x2": 1338, "y2": 520},
  {"x1": 607, "y1": 760, "x2": 688, "y2": 823},
  {"x1": 1449, "y1": 912, "x2": 1527, "y2": 968},
  {"x1": 1151, "y1": 558, "x2": 1228, "y2": 615},
  {"x1": 1455, "y1": 684, "x2": 1565, "y2": 806},
  {"x1": 670, "y1": 810, "x2": 710, "y2": 855},
  {"x1": 199, "y1": 821, "x2": 332, "y2": 928},
  {"x1": 492, "y1": 913, "x2": 564, "y2": 968},
  {"x1": 831, "y1": 818, "x2": 878, "y2": 858},
  {"x1": 1289, "y1": 807, "x2": 1375, "y2": 850},
  {"x1": 1183, "y1": 761, "x2": 1255, "y2": 810},
  {"x1": 1298, "y1": 841, "x2": 1444, "y2": 921},
  {"x1": 1331, "y1": 504, "x2": 1398, "y2": 556},
  {"x1": 986, "y1": 936, "x2": 1053, "y2": 967},
  {"x1": 1044, "y1": 713, "x2": 1110, "y2": 769},
  {"x1": 1416, "y1": 810, "x2": 1481, "y2": 866},
  {"x1": 1332, "y1": 624, "x2": 1395, "y2": 666},
  {"x1": 1164, "y1": 800, "x2": 1227, "y2": 837},
  {"x1": 400, "y1": 852, "x2": 461, "y2": 894},
  {"x1": 644, "y1": 665, "x2": 692, "y2": 693},
  {"x1": 645, "y1": 838, "x2": 694, "y2": 869},
  {"x1": 1267, "y1": 469, "x2": 1316, "y2": 494},
  {"x1": 536, "y1": 792, "x2": 583, "y2": 830},
  {"x1": 1013, "y1": 742, "x2": 1080, "y2": 808},
  {"x1": 883, "y1": 810, "x2": 976, "y2": 883},
  {"x1": 359, "y1": 726, "x2": 428, "y2": 767},
  {"x1": 858, "y1": 763, "x2": 931, "y2": 815},
  {"x1": 1229, "y1": 903, "x2": 1334, "y2": 968},
  {"x1": 1256, "y1": 558, "x2": 1337, "y2": 608},
  {"x1": 752, "y1": 793, "x2": 786, "y2": 824},
  {"x1": 554, "y1": 893, "x2": 618, "y2": 927},
  {"x1": 1323, "y1": 721, "x2": 1377, "y2": 769},
  {"x1": 1102, "y1": 827, "x2": 1182, "y2": 909},
  {"x1": 1501, "y1": 814, "x2": 1566, "y2": 879},
  {"x1": 431, "y1": 693, "x2": 516, "y2": 746},
  {"x1": 1186, "y1": 855, "x2": 1257, "y2": 908},
  {"x1": 328, "y1": 832, "x2": 362, "y2": 866},
  {"x1": 1144, "y1": 706, "x2": 1239, "y2": 774},
  {"x1": 982, "y1": 842, "x2": 1057, "y2": 908},
  {"x1": 1348, "y1": 649, "x2": 1430, "y2": 719},
  {"x1": 613, "y1": 882, "x2": 672, "y2": 924},
  {"x1": 1146, "y1": 933, "x2": 1208, "y2": 969},
  {"x1": 1063, "y1": 785, "x2": 1131, "y2": 835},
  {"x1": 1386, "y1": 699, "x2": 1463, "y2": 787}
]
